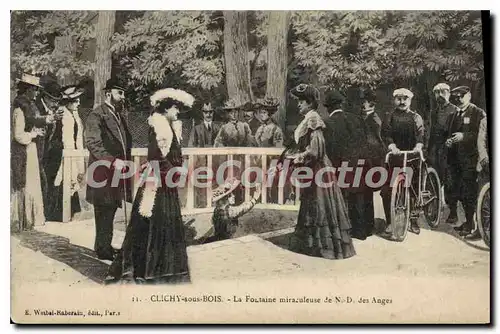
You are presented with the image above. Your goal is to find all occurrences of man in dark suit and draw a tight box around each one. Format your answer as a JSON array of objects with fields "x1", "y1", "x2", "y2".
[
  {"x1": 360, "y1": 90, "x2": 386, "y2": 170},
  {"x1": 85, "y1": 78, "x2": 132, "y2": 260},
  {"x1": 188, "y1": 103, "x2": 222, "y2": 147},
  {"x1": 323, "y1": 89, "x2": 373, "y2": 240},
  {"x1": 445, "y1": 86, "x2": 486, "y2": 239},
  {"x1": 188, "y1": 103, "x2": 222, "y2": 207}
]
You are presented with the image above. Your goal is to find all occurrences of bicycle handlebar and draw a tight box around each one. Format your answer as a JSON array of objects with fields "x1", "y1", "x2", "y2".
[{"x1": 385, "y1": 149, "x2": 425, "y2": 164}]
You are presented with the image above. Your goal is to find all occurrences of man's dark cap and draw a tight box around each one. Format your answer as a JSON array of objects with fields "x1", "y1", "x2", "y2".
[{"x1": 451, "y1": 86, "x2": 470, "y2": 95}]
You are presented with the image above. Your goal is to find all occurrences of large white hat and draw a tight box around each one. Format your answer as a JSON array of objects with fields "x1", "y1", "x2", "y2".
[
  {"x1": 393, "y1": 88, "x2": 414, "y2": 99},
  {"x1": 150, "y1": 88, "x2": 195, "y2": 108}
]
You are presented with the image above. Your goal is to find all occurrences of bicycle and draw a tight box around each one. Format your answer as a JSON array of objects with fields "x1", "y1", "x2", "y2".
[
  {"x1": 476, "y1": 181, "x2": 490, "y2": 248},
  {"x1": 385, "y1": 150, "x2": 442, "y2": 241}
]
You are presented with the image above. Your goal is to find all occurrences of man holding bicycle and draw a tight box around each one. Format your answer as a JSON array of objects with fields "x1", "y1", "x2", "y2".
[{"x1": 381, "y1": 88, "x2": 425, "y2": 235}]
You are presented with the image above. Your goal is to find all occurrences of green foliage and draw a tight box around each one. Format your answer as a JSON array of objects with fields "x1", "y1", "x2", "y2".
[
  {"x1": 11, "y1": 11, "x2": 96, "y2": 82},
  {"x1": 11, "y1": 10, "x2": 486, "y2": 112},
  {"x1": 291, "y1": 11, "x2": 485, "y2": 90}
]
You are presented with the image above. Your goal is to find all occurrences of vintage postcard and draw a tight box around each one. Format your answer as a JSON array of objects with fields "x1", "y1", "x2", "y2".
[{"x1": 10, "y1": 10, "x2": 491, "y2": 324}]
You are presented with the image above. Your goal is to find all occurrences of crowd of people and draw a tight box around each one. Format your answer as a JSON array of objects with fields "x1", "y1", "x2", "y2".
[{"x1": 11, "y1": 70, "x2": 489, "y2": 284}]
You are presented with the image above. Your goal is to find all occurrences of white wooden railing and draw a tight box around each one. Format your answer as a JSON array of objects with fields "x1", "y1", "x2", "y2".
[{"x1": 61, "y1": 147, "x2": 301, "y2": 223}]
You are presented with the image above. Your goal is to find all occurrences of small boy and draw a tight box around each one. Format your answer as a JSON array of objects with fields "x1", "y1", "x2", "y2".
[{"x1": 202, "y1": 178, "x2": 261, "y2": 243}]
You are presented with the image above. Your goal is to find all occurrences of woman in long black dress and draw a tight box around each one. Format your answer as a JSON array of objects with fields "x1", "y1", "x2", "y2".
[
  {"x1": 271, "y1": 84, "x2": 356, "y2": 259},
  {"x1": 106, "y1": 88, "x2": 194, "y2": 284}
]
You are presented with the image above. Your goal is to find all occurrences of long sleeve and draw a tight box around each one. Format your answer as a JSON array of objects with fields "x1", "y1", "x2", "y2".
[
  {"x1": 84, "y1": 110, "x2": 114, "y2": 159},
  {"x1": 188, "y1": 126, "x2": 197, "y2": 147},
  {"x1": 13, "y1": 108, "x2": 33, "y2": 145},
  {"x1": 463, "y1": 106, "x2": 486, "y2": 145},
  {"x1": 381, "y1": 112, "x2": 394, "y2": 146},
  {"x1": 243, "y1": 123, "x2": 255, "y2": 147},
  {"x1": 213, "y1": 126, "x2": 225, "y2": 147},
  {"x1": 227, "y1": 198, "x2": 257, "y2": 219},
  {"x1": 296, "y1": 129, "x2": 325, "y2": 164},
  {"x1": 477, "y1": 116, "x2": 488, "y2": 161},
  {"x1": 414, "y1": 113, "x2": 425, "y2": 145}
]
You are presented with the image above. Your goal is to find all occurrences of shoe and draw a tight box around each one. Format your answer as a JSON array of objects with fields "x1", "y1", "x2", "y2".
[
  {"x1": 446, "y1": 216, "x2": 458, "y2": 225},
  {"x1": 408, "y1": 220, "x2": 420, "y2": 235},
  {"x1": 464, "y1": 230, "x2": 481, "y2": 240}
]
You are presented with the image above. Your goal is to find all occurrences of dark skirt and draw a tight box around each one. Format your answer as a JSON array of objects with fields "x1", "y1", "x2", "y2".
[
  {"x1": 289, "y1": 168, "x2": 356, "y2": 260},
  {"x1": 106, "y1": 184, "x2": 190, "y2": 284},
  {"x1": 45, "y1": 186, "x2": 81, "y2": 222}
]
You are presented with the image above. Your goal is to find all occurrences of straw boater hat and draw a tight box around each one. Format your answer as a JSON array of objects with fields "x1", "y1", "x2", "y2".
[
  {"x1": 212, "y1": 177, "x2": 241, "y2": 203},
  {"x1": 16, "y1": 73, "x2": 42, "y2": 88},
  {"x1": 61, "y1": 85, "x2": 85, "y2": 101}
]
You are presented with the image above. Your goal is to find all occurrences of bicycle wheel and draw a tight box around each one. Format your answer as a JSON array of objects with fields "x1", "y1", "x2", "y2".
[
  {"x1": 391, "y1": 174, "x2": 410, "y2": 242},
  {"x1": 422, "y1": 167, "x2": 442, "y2": 229},
  {"x1": 477, "y1": 182, "x2": 490, "y2": 248}
]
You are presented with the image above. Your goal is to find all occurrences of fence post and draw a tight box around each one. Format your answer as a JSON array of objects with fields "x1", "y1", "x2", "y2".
[
  {"x1": 133, "y1": 155, "x2": 141, "y2": 200},
  {"x1": 244, "y1": 154, "x2": 251, "y2": 202},
  {"x1": 62, "y1": 153, "x2": 72, "y2": 223},
  {"x1": 261, "y1": 154, "x2": 267, "y2": 204},
  {"x1": 206, "y1": 154, "x2": 213, "y2": 208}
]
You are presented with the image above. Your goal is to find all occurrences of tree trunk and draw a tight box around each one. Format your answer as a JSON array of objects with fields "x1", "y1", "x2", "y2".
[
  {"x1": 266, "y1": 11, "x2": 290, "y2": 130},
  {"x1": 94, "y1": 10, "x2": 116, "y2": 108},
  {"x1": 223, "y1": 11, "x2": 253, "y2": 108},
  {"x1": 53, "y1": 36, "x2": 77, "y2": 86}
]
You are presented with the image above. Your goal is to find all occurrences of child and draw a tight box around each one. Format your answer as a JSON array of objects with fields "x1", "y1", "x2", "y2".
[{"x1": 202, "y1": 178, "x2": 262, "y2": 243}]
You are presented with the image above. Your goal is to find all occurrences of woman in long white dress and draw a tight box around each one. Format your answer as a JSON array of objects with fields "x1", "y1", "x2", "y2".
[{"x1": 11, "y1": 74, "x2": 47, "y2": 232}]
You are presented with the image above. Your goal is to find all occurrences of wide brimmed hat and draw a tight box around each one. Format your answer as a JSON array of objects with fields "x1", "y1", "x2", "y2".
[
  {"x1": 289, "y1": 84, "x2": 320, "y2": 103},
  {"x1": 451, "y1": 86, "x2": 470, "y2": 95},
  {"x1": 61, "y1": 85, "x2": 84, "y2": 100},
  {"x1": 41, "y1": 79, "x2": 62, "y2": 101},
  {"x1": 255, "y1": 97, "x2": 280, "y2": 113},
  {"x1": 323, "y1": 89, "x2": 346, "y2": 108},
  {"x1": 150, "y1": 88, "x2": 195, "y2": 111},
  {"x1": 212, "y1": 177, "x2": 241, "y2": 203},
  {"x1": 222, "y1": 98, "x2": 246, "y2": 111},
  {"x1": 16, "y1": 73, "x2": 42, "y2": 88},
  {"x1": 393, "y1": 88, "x2": 414, "y2": 99},
  {"x1": 104, "y1": 77, "x2": 126, "y2": 91}
]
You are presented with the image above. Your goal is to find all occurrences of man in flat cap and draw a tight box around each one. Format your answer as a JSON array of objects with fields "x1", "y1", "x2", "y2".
[
  {"x1": 427, "y1": 83, "x2": 458, "y2": 209},
  {"x1": 381, "y1": 88, "x2": 425, "y2": 235},
  {"x1": 445, "y1": 86, "x2": 486, "y2": 239},
  {"x1": 85, "y1": 77, "x2": 132, "y2": 260},
  {"x1": 322, "y1": 89, "x2": 373, "y2": 240}
]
